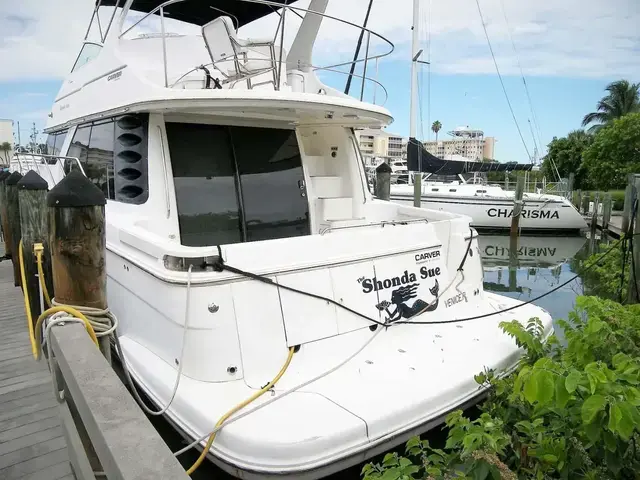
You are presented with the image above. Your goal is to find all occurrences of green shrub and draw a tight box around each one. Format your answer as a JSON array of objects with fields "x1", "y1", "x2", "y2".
[
  {"x1": 573, "y1": 191, "x2": 625, "y2": 211},
  {"x1": 362, "y1": 299, "x2": 640, "y2": 480}
]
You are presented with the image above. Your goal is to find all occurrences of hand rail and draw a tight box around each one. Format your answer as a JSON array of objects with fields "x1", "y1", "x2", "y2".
[
  {"x1": 12, "y1": 153, "x2": 87, "y2": 184},
  {"x1": 117, "y1": 0, "x2": 394, "y2": 105}
]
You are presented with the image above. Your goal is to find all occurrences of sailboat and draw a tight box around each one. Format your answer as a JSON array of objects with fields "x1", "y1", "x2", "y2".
[
  {"x1": 15, "y1": 0, "x2": 553, "y2": 477},
  {"x1": 386, "y1": 1, "x2": 586, "y2": 234}
]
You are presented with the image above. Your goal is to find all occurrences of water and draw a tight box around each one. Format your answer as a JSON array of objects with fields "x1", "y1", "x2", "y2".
[{"x1": 153, "y1": 232, "x2": 605, "y2": 479}]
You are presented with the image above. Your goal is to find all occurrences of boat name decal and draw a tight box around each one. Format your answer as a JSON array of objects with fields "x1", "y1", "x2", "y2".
[
  {"x1": 358, "y1": 267, "x2": 441, "y2": 294},
  {"x1": 415, "y1": 250, "x2": 441, "y2": 264},
  {"x1": 444, "y1": 292, "x2": 468, "y2": 308},
  {"x1": 484, "y1": 246, "x2": 557, "y2": 257},
  {"x1": 487, "y1": 208, "x2": 559, "y2": 219}
]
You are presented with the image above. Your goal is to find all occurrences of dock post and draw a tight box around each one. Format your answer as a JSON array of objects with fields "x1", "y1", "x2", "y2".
[
  {"x1": 510, "y1": 176, "x2": 525, "y2": 237},
  {"x1": 602, "y1": 192, "x2": 612, "y2": 232},
  {"x1": 18, "y1": 171, "x2": 51, "y2": 322},
  {"x1": 574, "y1": 189, "x2": 582, "y2": 209},
  {"x1": 567, "y1": 172, "x2": 575, "y2": 199},
  {"x1": 374, "y1": 162, "x2": 392, "y2": 201},
  {"x1": 0, "y1": 171, "x2": 11, "y2": 257},
  {"x1": 47, "y1": 171, "x2": 110, "y2": 362},
  {"x1": 591, "y1": 192, "x2": 600, "y2": 232},
  {"x1": 413, "y1": 172, "x2": 422, "y2": 208},
  {"x1": 581, "y1": 194, "x2": 590, "y2": 216},
  {"x1": 622, "y1": 175, "x2": 635, "y2": 234},
  {"x1": 627, "y1": 176, "x2": 640, "y2": 304},
  {"x1": 5, "y1": 172, "x2": 23, "y2": 287},
  {"x1": 504, "y1": 173, "x2": 509, "y2": 191}
]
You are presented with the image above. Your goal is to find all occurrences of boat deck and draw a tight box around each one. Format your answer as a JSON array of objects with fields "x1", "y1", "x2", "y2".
[{"x1": 0, "y1": 249, "x2": 73, "y2": 480}]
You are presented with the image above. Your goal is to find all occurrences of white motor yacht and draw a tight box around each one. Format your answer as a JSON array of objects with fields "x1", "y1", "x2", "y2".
[{"x1": 20, "y1": 0, "x2": 553, "y2": 478}]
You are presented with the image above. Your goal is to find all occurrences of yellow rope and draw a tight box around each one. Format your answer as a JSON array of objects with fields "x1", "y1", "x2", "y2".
[
  {"x1": 19, "y1": 240, "x2": 99, "y2": 360},
  {"x1": 18, "y1": 241, "x2": 38, "y2": 359},
  {"x1": 186, "y1": 347, "x2": 296, "y2": 475},
  {"x1": 34, "y1": 243, "x2": 51, "y2": 307}
]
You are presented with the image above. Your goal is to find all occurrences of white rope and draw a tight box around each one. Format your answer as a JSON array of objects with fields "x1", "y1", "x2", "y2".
[{"x1": 50, "y1": 299, "x2": 118, "y2": 337}]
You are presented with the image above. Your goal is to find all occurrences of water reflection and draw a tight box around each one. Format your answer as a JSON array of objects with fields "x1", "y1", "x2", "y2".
[{"x1": 479, "y1": 233, "x2": 595, "y2": 329}]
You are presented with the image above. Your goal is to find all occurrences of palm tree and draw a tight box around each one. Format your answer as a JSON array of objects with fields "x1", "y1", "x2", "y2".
[
  {"x1": 582, "y1": 80, "x2": 640, "y2": 133},
  {"x1": 0, "y1": 142, "x2": 11, "y2": 166},
  {"x1": 431, "y1": 120, "x2": 442, "y2": 141}
]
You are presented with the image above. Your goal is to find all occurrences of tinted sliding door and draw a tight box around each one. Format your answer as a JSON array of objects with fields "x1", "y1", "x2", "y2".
[
  {"x1": 230, "y1": 127, "x2": 309, "y2": 242},
  {"x1": 166, "y1": 122, "x2": 309, "y2": 247},
  {"x1": 166, "y1": 123, "x2": 242, "y2": 247}
]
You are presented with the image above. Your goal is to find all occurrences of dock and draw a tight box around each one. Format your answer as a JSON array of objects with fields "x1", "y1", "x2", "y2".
[
  {"x1": 0, "y1": 255, "x2": 74, "y2": 480},
  {"x1": 587, "y1": 213, "x2": 623, "y2": 238}
]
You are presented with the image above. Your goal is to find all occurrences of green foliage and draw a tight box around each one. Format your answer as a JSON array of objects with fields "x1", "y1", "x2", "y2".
[
  {"x1": 582, "y1": 80, "x2": 640, "y2": 133},
  {"x1": 575, "y1": 245, "x2": 630, "y2": 301},
  {"x1": 582, "y1": 113, "x2": 640, "y2": 191},
  {"x1": 541, "y1": 130, "x2": 593, "y2": 189},
  {"x1": 432, "y1": 121, "x2": 442, "y2": 142},
  {"x1": 361, "y1": 297, "x2": 640, "y2": 480}
]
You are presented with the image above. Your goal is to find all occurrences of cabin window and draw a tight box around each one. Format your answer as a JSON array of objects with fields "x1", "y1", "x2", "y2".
[
  {"x1": 476, "y1": 189, "x2": 487, "y2": 194},
  {"x1": 166, "y1": 122, "x2": 310, "y2": 247},
  {"x1": 86, "y1": 120, "x2": 115, "y2": 199},
  {"x1": 431, "y1": 188, "x2": 439, "y2": 192},
  {"x1": 449, "y1": 188, "x2": 457, "y2": 192},
  {"x1": 71, "y1": 43, "x2": 102, "y2": 72},
  {"x1": 65, "y1": 114, "x2": 149, "y2": 204},
  {"x1": 43, "y1": 131, "x2": 68, "y2": 162}
]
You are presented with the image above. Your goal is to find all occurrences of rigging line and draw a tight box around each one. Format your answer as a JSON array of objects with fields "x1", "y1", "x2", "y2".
[
  {"x1": 498, "y1": 0, "x2": 544, "y2": 154},
  {"x1": 344, "y1": 0, "x2": 375, "y2": 95},
  {"x1": 427, "y1": 0, "x2": 432, "y2": 142},
  {"x1": 474, "y1": 0, "x2": 532, "y2": 161}
]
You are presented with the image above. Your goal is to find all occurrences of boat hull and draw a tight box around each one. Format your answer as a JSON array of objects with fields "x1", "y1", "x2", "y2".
[
  {"x1": 109, "y1": 237, "x2": 553, "y2": 478},
  {"x1": 389, "y1": 193, "x2": 587, "y2": 232}
]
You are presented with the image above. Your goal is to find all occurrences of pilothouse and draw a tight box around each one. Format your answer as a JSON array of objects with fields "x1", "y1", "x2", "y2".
[{"x1": 15, "y1": 0, "x2": 555, "y2": 477}]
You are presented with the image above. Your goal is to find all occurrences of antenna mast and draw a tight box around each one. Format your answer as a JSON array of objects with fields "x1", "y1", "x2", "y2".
[{"x1": 410, "y1": 0, "x2": 421, "y2": 207}]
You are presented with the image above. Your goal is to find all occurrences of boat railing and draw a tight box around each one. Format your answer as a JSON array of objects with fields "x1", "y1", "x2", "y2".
[
  {"x1": 118, "y1": 0, "x2": 394, "y2": 105},
  {"x1": 12, "y1": 153, "x2": 86, "y2": 186}
]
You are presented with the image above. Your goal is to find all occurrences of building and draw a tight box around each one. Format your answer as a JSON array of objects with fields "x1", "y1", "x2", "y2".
[
  {"x1": 355, "y1": 128, "x2": 406, "y2": 167},
  {"x1": 422, "y1": 126, "x2": 496, "y2": 161},
  {"x1": 0, "y1": 119, "x2": 14, "y2": 166}
]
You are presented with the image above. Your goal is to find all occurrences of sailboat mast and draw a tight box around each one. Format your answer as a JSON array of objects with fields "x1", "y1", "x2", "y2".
[
  {"x1": 410, "y1": 0, "x2": 420, "y2": 139},
  {"x1": 410, "y1": 0, "x2": 421, "y2": 207}
]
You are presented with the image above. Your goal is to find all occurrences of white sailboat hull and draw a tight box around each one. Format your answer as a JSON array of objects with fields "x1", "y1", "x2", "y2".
[{"x1": 390, "y1": 188, "x2": 587, "y2": 232}]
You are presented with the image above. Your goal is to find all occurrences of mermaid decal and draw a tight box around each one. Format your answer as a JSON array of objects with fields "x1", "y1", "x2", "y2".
[{"x1": 375, "y1": 279, "x2": 439, "y2": 323}]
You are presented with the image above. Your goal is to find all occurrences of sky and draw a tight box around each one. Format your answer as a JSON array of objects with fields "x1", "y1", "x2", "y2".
[{"x1": 0, "y1": 0, "x2": 638, "y2": 162}]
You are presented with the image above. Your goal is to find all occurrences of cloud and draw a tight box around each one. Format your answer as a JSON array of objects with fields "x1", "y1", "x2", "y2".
[{"x1": 0, "y1": 0, "x2": 637, "y2": 82}]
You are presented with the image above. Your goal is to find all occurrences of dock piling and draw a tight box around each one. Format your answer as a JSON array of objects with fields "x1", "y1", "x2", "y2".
[
  {"x1": 602, "y1": 192, "x2": 612, "y2": 232},
  {"x1": 567, "y1": 172, "x2": 575, "y2": 199},
  {"x1": 18, "y1": 170, "x2": 51, "y2": 322},
  {"x1": 622, "y1": 176, "x2": 635, "y2": 234},
  {"x1": 374, "y1": 162, "x2": 392, "y2": 201},
  {"x1": 590, "y1": 192, "x2": 600, "y2": 234},
  {"x1": 581, "y1": 194, "x2": 590, "y2": 216},
  {"x1": 5, "y1": 171, "x2": 23, "y2": 287},
  {"x1": 510, "y1": 176, "x2": 525, "y2": 237},
  {"x1": 0, "y1": 171, "x2": 11, "y2": 257},
  {"x1": 574, "y1": 189, "x2": 582, "y2": 209},
  {"x1": 627, "y1": 176, "x2": 640, "y2": 304},
  {"x1": 47, "y1": 171, "x2": 110, "y2": 361}
]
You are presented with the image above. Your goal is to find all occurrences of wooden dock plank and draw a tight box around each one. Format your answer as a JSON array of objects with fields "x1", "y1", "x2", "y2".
[{"x1": 0, "y1": 258, "x2": 73, "y2": 479}]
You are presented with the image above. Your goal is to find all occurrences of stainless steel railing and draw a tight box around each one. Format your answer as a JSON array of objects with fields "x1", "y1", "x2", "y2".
[{"x1": 119, "y1": 0, "x2": 394, "y2": 105}]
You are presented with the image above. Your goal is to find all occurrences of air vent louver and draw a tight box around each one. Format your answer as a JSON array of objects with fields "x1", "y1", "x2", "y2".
[{"x1": 113, "y1": 114, "x2": 148, "y2": 204}]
